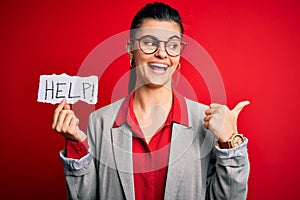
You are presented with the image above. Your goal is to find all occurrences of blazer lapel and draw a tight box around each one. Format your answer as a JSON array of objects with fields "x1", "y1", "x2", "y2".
[
  {"x1": 164, "y1": 123, "x2": 197, "y2": 199},
  {"x1": 111, "y1": 124, "x2": 135, "y2": 200}
]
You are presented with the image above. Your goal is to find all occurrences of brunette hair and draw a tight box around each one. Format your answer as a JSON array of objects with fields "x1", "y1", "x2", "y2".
[
  {"x1": 128, "y1": 2, "x2": 184, "y2": 93},
  {"x1": 130, "y1": 2, "x2": 184, "y2": 38}
]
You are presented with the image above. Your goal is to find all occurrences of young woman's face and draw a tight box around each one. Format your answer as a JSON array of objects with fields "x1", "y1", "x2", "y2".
[{"x1": 131, "y1": 19, "x2": 182, "y2": 89}]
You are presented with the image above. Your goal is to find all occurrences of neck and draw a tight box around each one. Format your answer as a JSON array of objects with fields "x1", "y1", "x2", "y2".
[
  {"x1": 133, "y1": 86, "x2": 173, "y2": 111},
  {"x1": 132, "y1": 85, "x2": 173, "y2": 143}
]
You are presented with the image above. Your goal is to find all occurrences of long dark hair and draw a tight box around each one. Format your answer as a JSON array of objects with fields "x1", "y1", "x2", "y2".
[{"x1": 128, "y1": 2, "x2": 184, "y2": 93}]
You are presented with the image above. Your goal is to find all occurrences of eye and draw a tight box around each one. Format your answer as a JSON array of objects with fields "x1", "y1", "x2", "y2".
[
  {"x1": 142, "y1": 38, "x2": 158, "y2": 46},
  {"x1": 168, "y1": 43, "x2": 178, "y2": 49},
  {"x1": 167, "y1": 40, "x2": 181, "y2": 49}
]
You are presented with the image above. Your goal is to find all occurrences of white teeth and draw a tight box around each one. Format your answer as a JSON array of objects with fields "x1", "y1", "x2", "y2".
[{"x1": 149, "y1": 63, "x2": 168, "y2": 69}]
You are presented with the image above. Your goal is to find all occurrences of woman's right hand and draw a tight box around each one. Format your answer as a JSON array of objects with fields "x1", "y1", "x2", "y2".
[{"x1": 52, "y1": 99, "x2": 86, "y2": 142}]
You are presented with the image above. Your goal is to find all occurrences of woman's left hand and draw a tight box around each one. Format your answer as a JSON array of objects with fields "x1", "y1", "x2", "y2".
[{"x1": 204, "y1": 101, "x2": 250, "y2": 142}]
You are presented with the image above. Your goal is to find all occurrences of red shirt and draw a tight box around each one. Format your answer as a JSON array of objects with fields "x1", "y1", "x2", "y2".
[
  {"x1": 114, "y1": 92, "x2": 188, "y2": 200},
  {"x1": 66, "y1": 92, "x2": 188, "y2": 200}
]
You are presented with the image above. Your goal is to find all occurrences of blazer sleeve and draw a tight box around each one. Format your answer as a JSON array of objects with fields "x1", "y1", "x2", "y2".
[
  {"x1": 206, "y1": 138, "x2": 250, "y2": 200},
  {"x1": 59, "y1": 112, "x2": 99, "y2": 200}
]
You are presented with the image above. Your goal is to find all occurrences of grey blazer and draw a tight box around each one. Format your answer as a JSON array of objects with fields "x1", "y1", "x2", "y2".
[{"x1": 60, "y1": 98, "x2": 249, "y2": 200}]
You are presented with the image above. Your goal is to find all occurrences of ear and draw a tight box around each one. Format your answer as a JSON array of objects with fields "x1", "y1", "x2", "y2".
[
  {"x1": 126, "y1": 41, "x2": 133, "y2": 59},
  {"x1": 176, "y1": 63, "x2": 181, "y2": 70}
]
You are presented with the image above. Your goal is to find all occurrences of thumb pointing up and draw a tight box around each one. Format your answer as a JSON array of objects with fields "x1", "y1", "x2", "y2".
[
  {"x1": 232, "y1": 101, "x2": 250, "y2": 133},
  {"x1": 233, "y1": 101, "x2": 250, "y2": 116},
  {"x1": 204, "y1": 100, "x2": 250, "y2": 142}
]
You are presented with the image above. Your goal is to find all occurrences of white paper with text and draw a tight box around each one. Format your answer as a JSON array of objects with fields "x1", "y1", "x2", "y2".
[{"x1": 37, "y1": 73, "x2": 98, "y2": 104}]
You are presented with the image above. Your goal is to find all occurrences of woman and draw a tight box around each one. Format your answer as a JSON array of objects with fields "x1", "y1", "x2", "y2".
[{"x1": 52, "y1": 2, "x2": 250, "y2": 199}]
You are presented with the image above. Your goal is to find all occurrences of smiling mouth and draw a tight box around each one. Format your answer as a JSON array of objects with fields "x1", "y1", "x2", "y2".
[{"x1": 148, "y1": 63, "x2": 169, "y2": 73}]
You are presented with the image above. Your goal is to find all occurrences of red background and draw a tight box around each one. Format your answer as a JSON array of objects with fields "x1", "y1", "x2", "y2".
[{"x1": 1, "y1": 0, "x2": 299, "y2": 199}]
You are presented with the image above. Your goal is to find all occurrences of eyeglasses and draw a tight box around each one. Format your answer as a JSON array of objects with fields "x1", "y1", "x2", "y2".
[{"x1": 131, "y1": 35, "x2": 186, "y2": 57}]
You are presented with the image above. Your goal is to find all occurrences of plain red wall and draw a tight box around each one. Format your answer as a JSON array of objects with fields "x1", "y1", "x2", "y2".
[{"x1": 1, "y1": 0, "x2": 299, "y2": 199}]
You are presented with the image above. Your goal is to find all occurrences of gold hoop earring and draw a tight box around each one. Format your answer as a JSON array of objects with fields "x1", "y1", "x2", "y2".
[
  {"x1": 127, "y1": 50, "x2": 134, "y2": 68},
  {"x1": 130, "y1": 57, "x2": 135, "y2": 69}
]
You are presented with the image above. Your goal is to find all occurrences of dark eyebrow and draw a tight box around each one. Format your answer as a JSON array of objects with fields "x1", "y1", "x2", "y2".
[
  {"x1": 137, "y1": 35, "x2": 182, "y2": 41},
  {"x1": 169, "y1": 35, "x2": 181, "y2": 40}
]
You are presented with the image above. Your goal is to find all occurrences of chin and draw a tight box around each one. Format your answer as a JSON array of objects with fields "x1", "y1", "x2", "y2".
[{"x1": 143, "y1": 80, "x2": 172, "y2": 89}]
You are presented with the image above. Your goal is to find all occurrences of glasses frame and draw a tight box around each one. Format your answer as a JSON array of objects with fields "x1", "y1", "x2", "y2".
[{"x1": 130, "y1": 35, "x2": 187, "y2": 57}]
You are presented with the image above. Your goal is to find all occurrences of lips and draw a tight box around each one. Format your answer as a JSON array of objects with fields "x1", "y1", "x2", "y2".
[{"x1": 148, "y1": 63, "x2": 169, "y2": 74}]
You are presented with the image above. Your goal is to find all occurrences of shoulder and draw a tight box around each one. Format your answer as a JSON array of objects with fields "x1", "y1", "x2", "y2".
[
  {"x1": 185, "y1": 98, "x2": 209, "y2": 111},
  {"x1": 185, "y1": 98, "x2": 209, "y2": 116},
  {"x1": 173, "y1": 91, "x2": 208, "y2": 123},
  {"x1": 184, "y1": 98, "x2": 216, "y2": 148},
  {"x1": 89, "y1": 98, "x2": 125, "y2": 122},
  {"x1": 184, "y1": 98, "x2": 209, "y2": 126}
]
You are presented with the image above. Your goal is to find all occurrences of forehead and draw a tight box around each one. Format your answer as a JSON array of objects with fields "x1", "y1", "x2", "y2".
[{"x1": 135, "y1": 19, "x2": 181, "y2": 39}]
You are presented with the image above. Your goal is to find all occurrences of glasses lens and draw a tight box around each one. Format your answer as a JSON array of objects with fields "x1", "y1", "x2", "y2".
[
  {"x1": 139, "y1": 36, "x2": 159, "y2": 54},
  {"x1": 166, "y1": 39, "x2": 182, "y2": 56},
  {"x1": 138, "y1": 36, "x2": 185, "y2": 56}
]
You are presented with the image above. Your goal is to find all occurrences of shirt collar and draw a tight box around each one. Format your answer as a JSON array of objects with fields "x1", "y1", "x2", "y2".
[
  {"x1": 173, "y1": 91, "x2": 189, "y2": 126},
  {"x1": 113, "y1": 91, "x2": 189, "y2": 128}
]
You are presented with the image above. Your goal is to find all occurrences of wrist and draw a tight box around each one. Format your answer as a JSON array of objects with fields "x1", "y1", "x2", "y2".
[
  {"x1": 217, "y1": 133, "x2": 244, "y2": 149},
  {"x1": 78, "y1": 130, "x2": 87, "y2": 142},
  {"x1": 66, "y1": 137, "x2": 88, "y2": 159},
  {"x1": 70, "y1": 128, "x2": 86, "y2": 142}
]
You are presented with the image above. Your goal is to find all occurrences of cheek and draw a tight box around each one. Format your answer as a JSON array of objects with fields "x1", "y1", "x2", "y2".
[
  {"x1": 171, "y1": 57, "x2": 180, "y2": 68},
  {"x1": 133, "y1": 51, "x2": 149, "y2": 66}
]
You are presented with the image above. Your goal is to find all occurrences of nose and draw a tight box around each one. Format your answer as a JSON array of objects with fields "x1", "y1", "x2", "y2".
[{"x1": 155, "y1": 41, "x2": 168, "y2": 58}]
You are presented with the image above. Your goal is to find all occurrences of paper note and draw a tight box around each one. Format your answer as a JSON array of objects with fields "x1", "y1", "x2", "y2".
[{"x1": 37, "y1": 73, "x2": 98, "y2": 104}]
